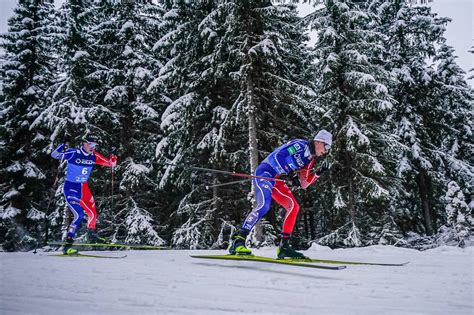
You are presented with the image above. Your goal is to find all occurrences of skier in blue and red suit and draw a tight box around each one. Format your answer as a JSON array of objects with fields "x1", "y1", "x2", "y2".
[
  {"x1": 51, "y1": 136, "x2": 117, "y2": 254},
  {"x1": 229, "y1": 130, "x2": 333, "y2": 259}
]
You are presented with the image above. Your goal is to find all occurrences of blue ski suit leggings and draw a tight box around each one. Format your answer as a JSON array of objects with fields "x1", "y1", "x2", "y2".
[
  {"x1": 241, "y1": 163, "x2": 301, "y2": 235},
  {"x1": 64, "y1": 181, "x2": 97, "y2": 239}
]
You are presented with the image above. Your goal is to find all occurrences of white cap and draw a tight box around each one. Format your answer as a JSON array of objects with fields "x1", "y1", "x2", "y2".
[{"x1": 314, "y1": 130, "x2": 333, "y2": 146}]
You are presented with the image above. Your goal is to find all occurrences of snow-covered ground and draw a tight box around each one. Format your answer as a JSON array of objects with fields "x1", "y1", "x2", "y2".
[{"x1": 0, "y1": 245, "x2": 472, "y2": 314}]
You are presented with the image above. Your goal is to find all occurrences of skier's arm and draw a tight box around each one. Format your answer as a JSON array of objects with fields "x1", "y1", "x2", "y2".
[
  {"x1": 298, "y1": 159, "x2": 319, "y2": 189},
  {"x1": 51, "y1": 144, "x2": 74, "y2": 160},
  {"x1": 94, "y1": 152, "x2": 117, "y2": 167}
]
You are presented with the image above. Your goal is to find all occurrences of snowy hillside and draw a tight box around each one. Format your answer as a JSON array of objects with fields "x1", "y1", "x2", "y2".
[{"x1": 1, "y1": 245, "x2": 472, "y2": 314}]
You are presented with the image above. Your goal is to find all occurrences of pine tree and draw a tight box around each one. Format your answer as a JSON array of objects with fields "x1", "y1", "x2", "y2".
[
  {"x1": 32, "y1": 0, "x2": 102, "y2": 141},
  {"x1": 439, "y1": 180, "x2": 471, "y2": 247},
  {"x1": 154, "y1": 0, "x2": 231, "y2": 249},
  {"x1": 27, "y1": 0, "x2": 131, "y2": 243},
  {"x1": 83, "y1": 0, "x2": 166, "y2": 244},
  {"x1": 310, "y1": 0, "x2": 397, "y2": 247},
  {"x1": 0, "y1": 0, "x2": 58, "y2": 251},
  {"x1": 431, "y1": 42, "x2": 474, "y2": 243},
  {"x1": 372, "y1": 1, "x2": 468, "y2": 239},
  {"x1": 155, "y1": 1, "x2": 314, "y2": 248},
  {"x1": 432, "y1": 42, "x2": 474, "y2": 192},
  {"x1": 214, "y1": 1, "x2": 315, "y2": 247}
]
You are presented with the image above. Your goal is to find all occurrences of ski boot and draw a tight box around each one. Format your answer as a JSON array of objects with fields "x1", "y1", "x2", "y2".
[
  {"x1": 63, "y1": 237, "x2": 78, "y2": 255},
  {"x1": 277, "y1": 236, "x2": 306, "y2": 259},
  {"x1": 85, "y1": 229, "x2": 109, "y2": 244},
  {"x1": 229, "y1": 229, "x2": 252, "y2": 255}
]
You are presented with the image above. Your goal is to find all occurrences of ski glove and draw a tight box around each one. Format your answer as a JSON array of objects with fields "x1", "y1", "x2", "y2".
[
  {"x1": 314, "y1": 166, "x2": 327, "y2": 177},
  {"x1": 110, "y1": 155, "x2": 118, "y2": 167},
  {"x1": 289, "y1": 174, "x2": 301, "y2": 188}
]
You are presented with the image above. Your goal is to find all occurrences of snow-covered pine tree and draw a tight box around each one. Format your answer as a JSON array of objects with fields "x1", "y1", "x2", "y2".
[
  {"x1": 439, "y1": 180, "x2": 471, "y2": 247},
  {"x1": 0, "y1": 0, "x2": 58, "y2": 251},
  {"x1": 311, "y1": 0, "x2": 397, "y2": 247},
  {"x1": 207, "y1": 1, "x2": 316, "y2": 247},
  {"x1": 155, "y1": 1, "x2": 314, "y2": 249},
  {"x1": 32, "y1": 0, "x2": 107, "y2": 141},
  {"x1": 431, "y1": 42, "x2": 474, "y2": 241},
  {"x1": 30, "y1": 0, "x2": 121, "y2": 243},
  {"x1": 88, "y1": 0, "x2": 166, "y2": 244},
  {"x1": 370, "y1": 1, "x2": 460, "y2": 239},
  {"x1": 432, "y1": 43, "x2": 474, "y2": 192},
  {"x1": 153, "y1": 0, "x2": 232, "y2": 249}
]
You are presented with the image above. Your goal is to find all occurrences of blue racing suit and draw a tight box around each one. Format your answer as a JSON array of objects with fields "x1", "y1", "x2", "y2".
[
  {"x1": 51, "y1": 144, "x2": 115, "y2": 239},
  {"x1": 242, "y1": 139, "x2": 319, "y2": 235}
]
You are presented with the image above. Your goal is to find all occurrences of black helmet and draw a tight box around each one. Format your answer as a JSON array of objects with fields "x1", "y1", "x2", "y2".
[{"x1": 83, "y1": 135, "x2": 98, "y2": 148}]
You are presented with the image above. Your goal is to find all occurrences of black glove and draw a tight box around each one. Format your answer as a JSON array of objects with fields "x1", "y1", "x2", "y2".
[
  {"x1": 315, "y1": 166, "x2": 328, "y2": 177},
  {"x1": 289, "y1": 174, "x2": 301, "y2": 187}
]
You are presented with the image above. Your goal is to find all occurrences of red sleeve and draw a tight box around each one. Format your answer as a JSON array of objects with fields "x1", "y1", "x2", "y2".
[
  {"x1": 94, "y1": 152, "x2": 112, "y2": 167},
  {"x1": 298, "y1": 158, "x2": 319, "y2": 189}
]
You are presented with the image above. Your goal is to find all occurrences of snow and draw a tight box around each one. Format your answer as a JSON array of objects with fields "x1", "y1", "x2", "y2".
[
  {"x1": 197, "y1": 128, "x2": 218, "y2": 150},
  {"x1": 2, "y1": 189, "x2": 20, "y2": 200},
  {"x1": 24, "y1": 161, "x2": 46, "y2": 179},
  {"x1": 0, "y1": 205, "x2": 20, "y2": 219},
  {"x1": 160, "y1": 93, "x2": 195, "y2": 130},
  {"x1": 124, "y1": 201, "x2": 165, "y2": 246},
  {"x1": 26, "y1": 207, "x2": 45, "y2": 220},
  {"x1": 159, "y1": 153, "x2": 181, "y2": 189},
  {"x1": 72, "y1": 50, "x2": 89, "y2": 61},
  {"x1": 120, "y1": 21, "x2": 134, "y2": 34},
  {"x1": 345, "y1": 117, "x2": 370, "y2": 147},
  {"x1": 0, "y1": 245, "x2": 472, "y2": 314},
  {"x1": 122, "y1": 45, "x2": 133, "y2": 57},
  {"x1": 155, "y1": 137, "x2": 168, "y2": 158}
]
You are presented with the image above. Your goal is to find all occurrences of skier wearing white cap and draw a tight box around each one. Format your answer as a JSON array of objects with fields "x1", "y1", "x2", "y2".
[{"x1": 229, "y1": 130, "x2": 333, "y2": 259}]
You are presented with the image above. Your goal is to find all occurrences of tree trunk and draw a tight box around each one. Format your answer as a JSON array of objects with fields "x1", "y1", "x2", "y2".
[
  {"x1": 247, "y1": 73, "x2": 262, "y2": 241},
  {"x1": 309, "y1": 211, "x2": 315, "y2": 240},
  {"x1": 344, "y1": 151, "x2": 356, "y2": 226},
  {"x1": 417, "y1": 171, "x2": 434, "y2": 235},
  {"x1": 212, "y1": 174, "x2": 222, "y2": 241},
  {"x1": 61, "y1": 204, "x2": 71, "y2": 241}
]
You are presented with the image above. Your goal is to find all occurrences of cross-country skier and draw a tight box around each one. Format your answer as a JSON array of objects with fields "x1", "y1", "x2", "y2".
[
  {"x1": 51, "y1": 136, "x2": 117, "y2": 255},
  {"x1": 229, "y1": 130, "x2": 332, "y2": 259}
]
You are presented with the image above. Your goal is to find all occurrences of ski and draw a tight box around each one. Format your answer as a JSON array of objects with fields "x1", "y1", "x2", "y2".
[
  {"x1": 47, "y1": 253, "x2": 127, "y2": 259},
  {"x1": 190, "y1": 254, "x2": 346, "y2": 270},
  {"x1": 303, "y1": 258, "x2": 409, "y2": 266},
  {"x1": 47, "y1": 241, "x2": 166, "y2": 250}
]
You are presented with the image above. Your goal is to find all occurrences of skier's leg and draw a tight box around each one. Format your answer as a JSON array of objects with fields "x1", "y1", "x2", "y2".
[
  {"x1": 241, "y1": 175, "x2": 275, "y2": 231},
  {"x1": 80, "y1": 183, "x2": 97, "y2": 231},
  {"x1": 63, "y1": 182, "x2": 84, "y2": 254},
  {"x1": 80, "y1": 183, "x2": 107, "y2": 243},
  {"x1": 63, "y1": 182, "x2": 85, "y2": 239},
  {"x1": 230, "y1": 164, "x2": 275, "y2": 255},
  {"x1": 272, "y1": 181, "x2": 300, "y2": 236},
  {"x1": 272, "y1": 182, "x2": 305, "y2": 259}
]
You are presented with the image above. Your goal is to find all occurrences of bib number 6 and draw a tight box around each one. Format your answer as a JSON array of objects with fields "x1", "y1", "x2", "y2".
[{"x1": 82, "y1": 167, "x2": 88, "y2": 175}]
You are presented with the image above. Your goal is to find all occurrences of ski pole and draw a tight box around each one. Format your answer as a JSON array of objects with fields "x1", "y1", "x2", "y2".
[
  {"x1": 205, "y1": 178, "x2": 253, "y2": 190},
  {"x1": 111, "y1": 165, "x2": 114, "y2": 212},
  {"x1": 164, "y1": 163, "x2": 287, "y2": 183},
  {"x1": 110, "y1": 146, "x2": 117, "y2": 212}
]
